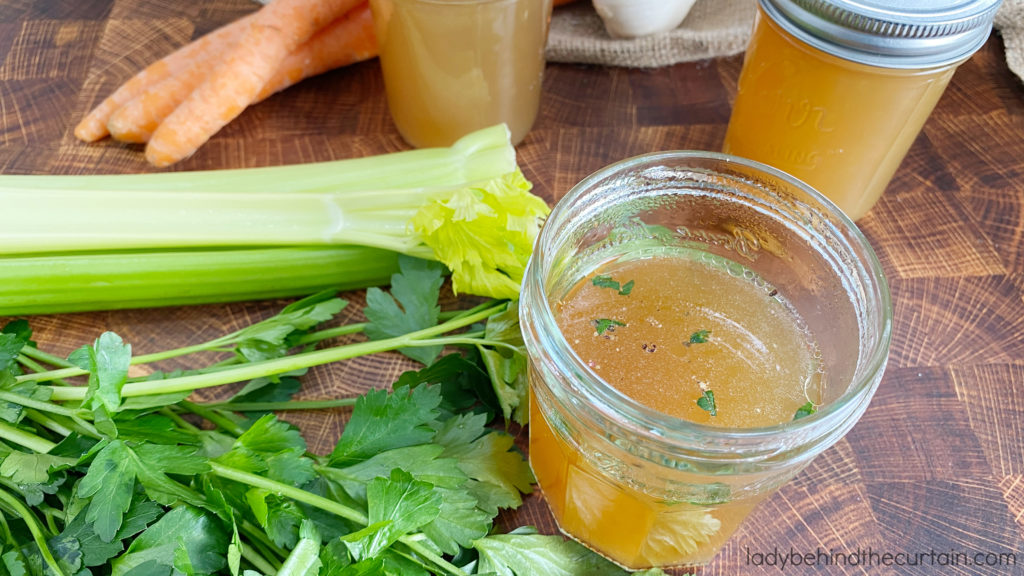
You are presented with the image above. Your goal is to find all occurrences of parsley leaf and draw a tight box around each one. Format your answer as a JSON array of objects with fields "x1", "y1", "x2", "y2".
[
  {"x1": 215, "y1": 414, "x2": 315, "y2": 487},
  {"x1": 78, "y1": 440, "x2": 209, "y2": 541},
  {"x1": 435, "y1": 413, "x2": 534, "y2": 512},
  {"x1": 364, "y1": 256, "x2": 445, "y2": 365},
  {"x1": 0, "y1": 319, "x2": 32, "y2": 372},
  {"x1": 696, "y1": 390, "x2": 717, "y2": 416},
  {"x1": 479, "y1": 302, "x2": 530, "y2": 425},
  {"x1": 69, "y1": 331, "x2": 132, "y2": 415},
  {"x1": 321, "y1": 444, "x2": 466, "y2": 503},
  {"x1": 231, "y1": 292, "x2": 347, "y2": 363},
  {"x1": 593, "y1": 318, "x2": 626, "y2": 335},
  {"x1": 474, "y1": 530, "x2": 657, "y2": 576},
  {"x1": 1, "y1": 551, "x2": 27, "y2": 576},
  {"x1": 793, "y1": 401, "x2": 817, "y2": 420},
  {"x1": 591, "y1": 275, "x2": 634, "y2": 296},
  {"x1": 109, "y1": 506, "x2": 227, "y2": 576},
  {"x1": 328, "y1": 384, "x2": 441, "y2": 467},
  {"x1": 689, "y1": 329, "x2": 711, "y2": 344},
  {"x1": 51, "y1": 499, "x2": 163, "y2": 568},
  {"x1": 0, "y1": 451, "x2": 76, "y2": 485},
  {"x1": 342, "y1": 469, "x2": 441, "y2": 561},
  {"x1": 394, "y1": 353, "x2": 499, "y2": 420},
  {"x1": 420, "y1": 486, "x2": 492, "y2": 555}
]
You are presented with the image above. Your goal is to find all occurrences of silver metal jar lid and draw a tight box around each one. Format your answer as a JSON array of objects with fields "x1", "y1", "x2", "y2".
[{"x1": 760, "y1": 0, "x2": 1004, "y2": 69}]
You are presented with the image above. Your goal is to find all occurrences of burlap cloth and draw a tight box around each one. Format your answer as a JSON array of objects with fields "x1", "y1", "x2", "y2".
[{"x1": 547, "y1": 0, "x2": 1024, "y2": 83}]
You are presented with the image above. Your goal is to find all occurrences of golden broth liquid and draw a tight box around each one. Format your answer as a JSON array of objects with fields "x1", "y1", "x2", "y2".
[
  {"x1": 530, "y1": 252, "x2": 824, "y2": 568},
  {"x1": 370, "y1": 0, "x2": 552, "y2": 148},
  {"x1": 722, "y1": 7, "x2": 958, "y2": 220}
]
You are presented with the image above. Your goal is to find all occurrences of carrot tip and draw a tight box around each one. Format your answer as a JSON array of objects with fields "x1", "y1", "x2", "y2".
[{"x1": 74, "y1": 120, "x2": 107, "y2": 142}]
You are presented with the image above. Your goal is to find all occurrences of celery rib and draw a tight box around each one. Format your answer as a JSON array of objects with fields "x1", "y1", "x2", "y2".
[
  {"x1": 0, "y1": 124, "x2": 538, "y2": 314},
  {"x1": 0, "y1": 246, "x2": 399, "y2": 315}
]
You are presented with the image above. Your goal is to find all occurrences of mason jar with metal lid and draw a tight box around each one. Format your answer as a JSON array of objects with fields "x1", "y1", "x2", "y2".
[{"x1": 722, "y1": 0, "x2": 1003, "y2": 220}]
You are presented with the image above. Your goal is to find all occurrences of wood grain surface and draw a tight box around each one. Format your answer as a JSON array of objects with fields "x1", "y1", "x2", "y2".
[{"x1": 2, "y1": 0, "x2": 1024, "y2": 574}]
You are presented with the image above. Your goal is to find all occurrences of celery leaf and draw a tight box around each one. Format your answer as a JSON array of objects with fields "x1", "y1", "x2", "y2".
[{"x1": 412, "y1": 169, "x2": 548, "y2": 300}]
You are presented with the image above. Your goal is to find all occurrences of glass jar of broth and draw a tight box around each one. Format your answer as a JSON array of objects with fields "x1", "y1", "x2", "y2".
[
  {"x1": 520, "y1": 152, "x2": 892, "y2": 569},
  {"x1": 723, "y1": 0, "x2": 1003, "y2": 220}
]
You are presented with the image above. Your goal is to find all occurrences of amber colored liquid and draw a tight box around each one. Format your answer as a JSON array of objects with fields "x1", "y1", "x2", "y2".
[
  {"x1": 369, "y1": 0, "x2": 552, "y2": 148},
  {"x1": 723, "y1": 7, "x2": 959, "y2": 220},
  {"x1": 530, "y1": 253, "x2": 823, "y2": 568}
]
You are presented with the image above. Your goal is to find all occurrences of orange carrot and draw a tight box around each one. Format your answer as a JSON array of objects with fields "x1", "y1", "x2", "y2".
[
  {"x1": 145, "y1": 0, "x2": 363, "y2": 167},
  {"x1": 106, "y1": 18, "x2": 255, "y2": 143},
  {"x1": 74, "y1": 12, "x2": 255, "y2": 143},
  {"x1": 108, "y1": 3, "x2": 376, "y2": 144},
  {"x1": 257, "y1": 2, "x2": 377, "y2": 101}
]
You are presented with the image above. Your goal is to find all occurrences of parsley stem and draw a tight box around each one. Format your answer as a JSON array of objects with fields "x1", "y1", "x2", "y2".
[
  {"x1": 406, "y1": 335, "x2": 522, "y2": 354},
  {"x1": 209, "y1": 463, "x2": 469, "y2": 576},
  {"x1": 161, "y1": 407, "x2": 200, "y2": 432},
  {"x1": 0, "y1": 390, "x2": 78, "y2": 417},
  {"x1": 291, "y1": 307, "x2": 475, "y2": 347},
  {"x1": 241, "y1": 541, "x2": 280, "y2": 575},
  {"x1": 0, "y1": 420, "x2": 56, "y2": 453},
  {"x1": 19, "y1": 345, "x2": 75, "y2": 369},
  {"x1": 293, "y1": 322, "x2": 367, "y2": 345},
  {"x1": 15, "y1": 305, "x2": 494, "y2": 385},
  {"x1": 179, "y1": 400, "x2": 247, "y2": 436},
  {"x1": 23, "y1": 409, "x2": 73, "y2": 438},
  {"x1": 0, "y1": 486, "x2": 66, "y2": 576},
  {"x1": 17, "y1": 354, "x2": 73, "y2": 386},
  {"x1": 209, "y1": 462, "x2": 369, "y2": 525},
  {"x1": 205, "y1": 399, "x2": 358, "y2": 412},
  {"x1": 396, "y1": 540, "x2": 471, "y2": 576},
  {"x1": 45, "y1": 302, "x2": 507, "y2": 402}
]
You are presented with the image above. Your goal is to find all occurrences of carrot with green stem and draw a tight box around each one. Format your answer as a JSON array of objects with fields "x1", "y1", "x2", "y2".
[
  {"x1": 74, "y1": 11, "x2": 256, "y2": 143},
  {"x1": 145, "y1": 0, "x2": 363, "y2": 167},
  {"x1": 107, "y1": 2, "x2": 377, "y2": 143}
]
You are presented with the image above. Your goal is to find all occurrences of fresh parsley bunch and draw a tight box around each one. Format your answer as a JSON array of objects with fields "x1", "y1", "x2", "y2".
[{"x1": 0, "y1": 257, "x2": 666, "y2": 576}]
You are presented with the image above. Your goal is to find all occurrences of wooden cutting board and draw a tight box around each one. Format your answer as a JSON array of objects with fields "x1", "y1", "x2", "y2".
[{"x1": 1, "y1": 0, "x2": 1023, "y2": 573}]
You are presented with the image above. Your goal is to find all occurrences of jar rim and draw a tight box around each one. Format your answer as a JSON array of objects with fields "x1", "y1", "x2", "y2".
[
  {"x1": 760, "y1": 0, "x2": 1002, "y2": 69},
  {"x1": 521, "y1": 151, "x2": 893, "y2": 455}
]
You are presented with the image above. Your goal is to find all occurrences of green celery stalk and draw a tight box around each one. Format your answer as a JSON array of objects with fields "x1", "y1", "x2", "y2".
[
  {"x1": 0, "y1": 246, "x2": 399, "y2": 315},
  {"x1": 0, "y1": 124, "x2": 548, "y2": 313},
  {"x1": 0, "y1": 125, "x2": 515, "y2": 256},
  {"x1": 0, "y1": 124, "x2": 513, "y2": 193}
]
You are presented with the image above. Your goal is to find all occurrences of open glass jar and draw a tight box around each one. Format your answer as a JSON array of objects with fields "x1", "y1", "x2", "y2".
[{"x1": 520, "y1": 152, "x2": 892, "y2": 569}]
